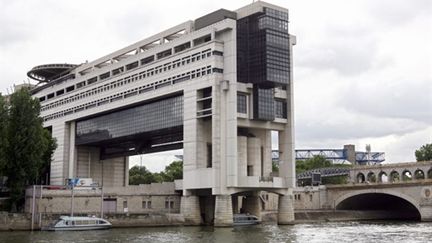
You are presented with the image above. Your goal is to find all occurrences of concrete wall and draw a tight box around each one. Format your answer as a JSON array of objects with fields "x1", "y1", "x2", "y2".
[{"x1": 25, "y1": 183, "x2": 180, "y2": 215}]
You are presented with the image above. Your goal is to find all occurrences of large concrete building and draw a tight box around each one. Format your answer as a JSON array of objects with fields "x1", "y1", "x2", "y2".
[{"x1": 28, "y1": 1, "x2": 296, "y2": 225}]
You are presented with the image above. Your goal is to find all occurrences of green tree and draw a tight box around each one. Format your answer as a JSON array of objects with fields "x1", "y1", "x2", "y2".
[
  {"x1": 296, "y1": 155, "x2": 332, "y2": 174},
  {"x1": 4, "y1": 88, "x2": 56, "y2": 211},
  {"x1": 129, "y1": 165, "x2": 158, "y2": 185},
  {"x1": 415, "y1": 143, "x2": 432, "y2": 162},
  {"x1": 0, "y1": 95, "x2": 7, "y2": 175},
  {"x1": 160, "y1": 161, "x2": 183, "y2": 182}
]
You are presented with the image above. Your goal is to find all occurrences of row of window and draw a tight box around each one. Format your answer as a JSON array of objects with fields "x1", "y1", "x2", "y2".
[
  {"x1": 141, "y1": 200, "x2": 174, "y2": 209},
  {"x1": 41, "y1": 48, "x2": 222, "y2": 111},
  {"x1": 264, "y1": 7, "x2": 289, "y2": 21},
  {"x1": 42, "y1": 65, "x2": 221, "y2": 122},
  {"x1": 258, "y1": 16, "x2": 288, "y2": 32}
]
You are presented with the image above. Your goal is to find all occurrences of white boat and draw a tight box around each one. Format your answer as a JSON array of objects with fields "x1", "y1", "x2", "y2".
[
  {"x1": 233, "y1": 214, "x2": 260, "y2": 226},
  {"x1": 42, "y1": 216, "x2": 112, "y2": 231}
]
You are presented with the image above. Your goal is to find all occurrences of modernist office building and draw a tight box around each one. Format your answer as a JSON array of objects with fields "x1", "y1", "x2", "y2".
[{"x1": 29, "y1": 1, "x2": 296, "y2": 225}]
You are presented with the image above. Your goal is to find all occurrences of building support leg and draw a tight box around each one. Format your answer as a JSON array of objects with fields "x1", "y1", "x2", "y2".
[
  {"x1": 214, "y1": 195, "x2": 233, "y2": 227},
  {"x1": 180, "y1": 195, "x2": 201, "y2": 225},
  {"x1": 278, "y1": 194, "x2": 295, "y2": 224}
]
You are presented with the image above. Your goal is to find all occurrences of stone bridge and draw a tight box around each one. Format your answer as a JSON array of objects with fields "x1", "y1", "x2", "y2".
[{"x1": 294, "y1": 161, "x2": 432, "y2": 221}]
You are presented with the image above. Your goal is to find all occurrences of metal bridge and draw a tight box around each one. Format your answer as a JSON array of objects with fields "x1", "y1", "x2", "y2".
[
  {"x1": 296, "y1": 167, "x2": 351, "y2": 180},
  {"x1": 272, "y1": 148, "x2": 385, "y2": 164}
]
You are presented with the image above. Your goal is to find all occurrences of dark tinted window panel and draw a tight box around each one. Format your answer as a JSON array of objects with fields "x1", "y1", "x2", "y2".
[
  {"x1": 66, "y1": 85, "x2": 75, "y2": 92},
  {"x1": 237, "y1": 94, "x2": 247, "y2": 114},
  {"x1": 112, "y1": 67, "x2": 124, "y2": 76},
  {"x1": 76, "y1": 96, "x2": 183, "y2": 145},
  {"x1": 157, "y1": 49, "x2": 172, "y2": 59},
  {"x1": 56, "y1": 89, "x2": 64, "y2": 96},
  {"x1": 87, "y1": 77, "x2": 98, "y2": 85},
  {"x1": 275, "y1": 99, "x2": 287, "y2": 119},
  {"x1": 174, "y1": 42, "x2": 191, "y2": 53},
  {"x1": 100, "y1": 72, "x2": 110, "y2": 80},
  {"x1": 253, "y1": 86, "x2": 275, "y2": 121},
  {"x1": 141, "y1": 55, "x2": 155, "y2": 65},
  {"x1": 126, "y1": 61, "x2": 139, "y2": 70}
]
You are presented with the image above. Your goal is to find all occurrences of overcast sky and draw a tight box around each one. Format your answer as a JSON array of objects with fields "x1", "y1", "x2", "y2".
[{"x1": 1, "y1": 0, "x2": 431, "y2": 171}]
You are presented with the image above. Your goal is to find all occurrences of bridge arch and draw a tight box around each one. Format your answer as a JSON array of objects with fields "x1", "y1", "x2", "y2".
[
  {"x1": 414, "y1": 169, "x2": 425, "y2": 180},
  {"x1": 335, "y1": 190, "x2": 421, "y2": 220},
  {"x1": 427, "y1": 168, "x2": 432, "y2": 179},
  {"x1": 378, "y1": 171, "x2": 388, "y2": 183},
  {"x1": 367, "y1": 172, "x2": 376, "y2": 183},
  {"x1": 356, "y1": 173, "x2": 365, "y2": 183},
  {"x1": 390, "y1": 170, "x2": 400, "y2": 182},
  {"x1": 402, "y1": 170, "x2": 413, "y2": 181}
]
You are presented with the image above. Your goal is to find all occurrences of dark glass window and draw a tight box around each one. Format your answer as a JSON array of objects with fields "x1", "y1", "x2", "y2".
[
  {"x1": 212, "y1": 68, "x2": 223, "y2": 73},
  {"x1": 253, "y1": 86, "x2": 275, "y2": 121},
  {"x1": 174, "y1": 42, "x2": 191, "y2": 53},
  {"x1": 87, "y1": 77, "x2": 98, "y2": 85},
  {"x1": 141, "y1": 55, "x2": 155, "y2": 65},
  {"x1": 100, "y1": 72, "x2": 110, "y2": 80},
  {"x1": 212, "y1": 51, "x2": 223, "y2": 56},
  {"x1": 157, "y1": 49, "x2": 172, "y2": 59},
  {"x1": 275, "y1": 99, "x2": 287, "y2": 119},
  {"x1": 76, "y1": 96, "x2": 183, "y2": 145},
  {"x1": 207, "y1": 143, "x2": 212, "y2": 168},
  {"x1": 237, "y1": 94, "x2": 247, "y2": 114},
  {"x1": 126, "y1": 61, "x2": 138, "y2": 71}
]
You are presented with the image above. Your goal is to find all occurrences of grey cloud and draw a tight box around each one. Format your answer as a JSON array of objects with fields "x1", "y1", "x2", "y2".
[
  {"x1": 295, "y1": 111, "x2": 426, "y2": 141},
  {"x1": 339, "y1": 79, "x2": 432, "y2": 123},
  {"x1": 366, "y1": 0, "x2": 431, "y2": 26},
  {"x1": 296, "y1": 28, "x2": 379, "y2": 76}
]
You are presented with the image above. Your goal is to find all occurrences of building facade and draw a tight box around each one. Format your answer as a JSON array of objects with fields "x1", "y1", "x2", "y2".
[{"x1": 29, "y1": 1, "x2": 296, "y2": 225}]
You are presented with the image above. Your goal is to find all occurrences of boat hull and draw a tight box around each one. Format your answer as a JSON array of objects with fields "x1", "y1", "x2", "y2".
[{"x1": 43, "y1": 225, "x2": 111, "y2": 231}]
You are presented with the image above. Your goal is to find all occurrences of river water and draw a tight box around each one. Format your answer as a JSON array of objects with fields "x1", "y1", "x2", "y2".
[{"x1": 1, "y1": 221, "x2": 431, "y2": 243}]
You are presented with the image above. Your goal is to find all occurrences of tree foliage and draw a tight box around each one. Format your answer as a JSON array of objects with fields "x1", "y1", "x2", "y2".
[
  {"x1": 129, "y1": 161, "x2": 183, "y2": 185},
  {"x1": 160, "y1": 161, "x2": 183, "y2": 181},
  {"x1": 0, "y1": 88, "x2": 56, "y2": 211},
  {"x1": 296, "y1": 155, "x2": 333, "y2": 174},
  {"x1": 0, "y1": 95, "x2": 7, "y2": 174},
  {"x1": 415, "y1": 143, "x2": 432, "y2": 162}
]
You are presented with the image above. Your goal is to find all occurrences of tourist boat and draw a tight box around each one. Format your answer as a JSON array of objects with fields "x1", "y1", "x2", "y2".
[
  {"x1": 233, "y1": 214, "x2": 260, "y2": 226},
  {"x1": 42, "y1": 216, "x2": 112, "y2": 231}
]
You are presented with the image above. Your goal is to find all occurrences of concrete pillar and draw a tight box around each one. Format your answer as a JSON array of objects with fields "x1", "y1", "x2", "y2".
[
  {"x1": 278, "y1": 194, "x2": 295, "y2": 224},
  {"x1": 247, "y1": 137, "x2": 261, "y2": 176},
  {"x1": 237, "y1": 136, "x2": 247, "y2": 178},
  {"x1": 263, "y1": 130, "x2": 272, "y2": 177},
  {"x1": 279, "y1": 129, "x2": 295, "y2": 187},
  {"x1": 242, "y1": 195, "x2": 262, "y2": 220},
  {"x1": 50, "y1": 123, "x2": 71, "y2": 185},
  {"x1": 68, "y1": 121, "x2": 76, "y2": 179},
  {"x1": 180, "y1": 195, "x2": 201, "y2": 225},
  {"x1": 214, "y1": 195, "x2": 233, "y2": 227}
]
